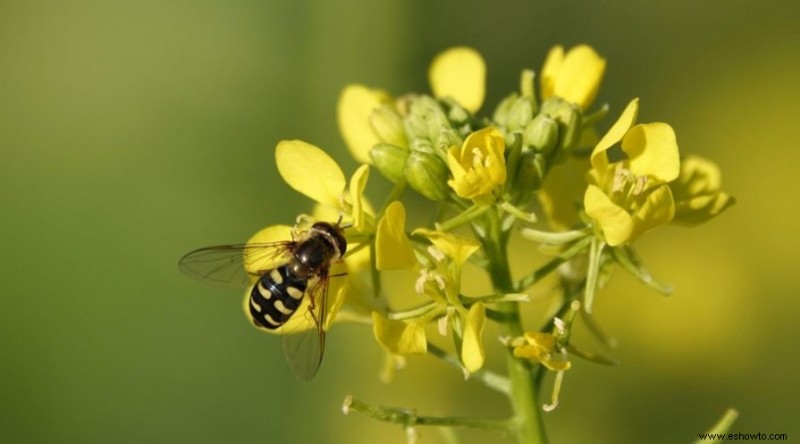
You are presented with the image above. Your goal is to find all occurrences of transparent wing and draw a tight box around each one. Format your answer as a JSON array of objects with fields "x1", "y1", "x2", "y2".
[
  {"x1": 281, "y1": 273, "x2": 329, "y2": 381},
  {"x1": 178, "y1": 242, "x2": 293, "y2": 288}
]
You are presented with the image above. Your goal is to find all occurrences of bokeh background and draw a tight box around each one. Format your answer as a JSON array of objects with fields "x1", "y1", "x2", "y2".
[{"x1": 2, "y1": 1, "x2": 798, "y2": 443}]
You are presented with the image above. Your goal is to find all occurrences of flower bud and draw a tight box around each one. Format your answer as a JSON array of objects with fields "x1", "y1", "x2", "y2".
[
  {"x1": 405, "y1": 151, "x2": 450, "y2": 201},
  {"x1": 442, "y1": 99, "x2": 470, "y2": 126},
  {"x1": 369, "y1": 105, "x2": 408, "y2": 148},
  {"x1": 369, "y1": 143, "x2": 411, "y2": 183},
  {"x1": 511, "y1": 149, "x2": 546, "y2": 197},
  {"x1": 404, "y1": 96, "x2": 451, "y2": 143},
  {"x1": 492, "y1": 93, "x2": 517, "y2": 128},
  {"x1": 507, "y1": 99, "x2": 534, "y2": 132},
  {"x1": 523, "y1": 114, "x2": 559, "y2": 155},
  {"x1": 540, "y1": 97, "x2": 582, "y2": 153},
  {"x1": 493, "y1": 94, "x2": 534, "y2": 132}
]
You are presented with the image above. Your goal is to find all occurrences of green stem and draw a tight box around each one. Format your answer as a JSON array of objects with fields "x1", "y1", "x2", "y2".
[
  {"x1": 343, "y1": 396, "x2": 512, "y2": 431},
  {"x1": 480, "y1": 207, "x2": 548, "y2": 444},
  {"x1": 437, "y1": 203, "x2": 491, "y2": 232},
  {"x1": 513, "y1": 236, "x2": 592, "y2": 292}
]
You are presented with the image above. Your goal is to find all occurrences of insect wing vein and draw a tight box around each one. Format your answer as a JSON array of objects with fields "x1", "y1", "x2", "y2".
[
  {"x1": 178, "y1": 242, "x2": 293, "y2": 288},
  {"x1": 281, "y1": 274, "x2": 328, "y2": 381}
]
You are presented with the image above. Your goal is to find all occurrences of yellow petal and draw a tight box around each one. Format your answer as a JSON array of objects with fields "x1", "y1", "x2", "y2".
[
  {"x1": 668, "y1": 156, "x2": 736, "y2": 225},
  {"x1": 591, "y1": 98, "x2": 639, "y2": 173},
  {"x1": 540, "y1": 45, "x2": 564, "y2": 101},
  {"x1": 671, "y1": 155, "x2": 722, "y2": 199},
  {"x1": 584, "y1": 185, "x2": 633, "y2": 246},
  {"x1": 375, "y1": 201, "x2": 417, "y2": 270},
  {"x1": 372, "y1": 312, "x2": 427, "y2": 355},
  {"x1": 622, "y1": 123, "x2": 680, "y2": 183},
  {"x1": 337, "y1": 84, "x2": 393, "y2": 163},
  {"x1": 673, "y1": 193, "x2": 736, "y2": 225},
  {"x1": 429, "y1": 47, "x2": 486, "y2": 113},
  {"x1": 537, "y1": 157, "x2": 591, "y2": 230},
  {"x1": 630, "y1": 185, "x2": 675, "y2": 241},
  {"x1": 276, "y1": 140, "x2": 345, "y2": 206},
  {"x1": 553, "y1": 45, "x2": 606, "y2": 109},
  {"x1": 349, "y1": 165, "x2": 370, "y2": 232},
  {"x1": 412, "y1": 228, "x2": 479, "y2": 267},
  {"x1": 461, "y1": 303, "x2": 486, "y2": 373},
  {"x1": 524, "y1": 331, "x2": 556, "y2": 349}
]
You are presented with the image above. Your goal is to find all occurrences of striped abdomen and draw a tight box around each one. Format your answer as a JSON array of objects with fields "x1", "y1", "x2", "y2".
[{"x1": 248, "y1": 265, "x2": 307, "y2": 330}]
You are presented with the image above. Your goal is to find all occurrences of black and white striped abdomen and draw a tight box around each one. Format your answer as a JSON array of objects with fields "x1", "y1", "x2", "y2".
[{"x1": 248, "y1": 265, "x2": 308, "y2": 330}]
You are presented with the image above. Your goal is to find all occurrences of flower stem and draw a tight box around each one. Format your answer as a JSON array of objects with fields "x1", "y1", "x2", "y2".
[
  {"x1": 479, "y1": 207, "x2": 548, "y2": 444},
  {"x1": 342, "y1": 396, "x2": 512, "y2": 431}
]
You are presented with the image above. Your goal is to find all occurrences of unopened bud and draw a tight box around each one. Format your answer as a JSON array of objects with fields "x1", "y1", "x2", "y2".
[
  {"x1": 405, "y1": 151, "x2": 449, "y2": 201},
  {"x1": 511, "y1": 149, "x2": 546, "y2": 196},
  {"x1": 523, "y1": 114, "x2": 559, "y2": 155},
  {"x1": 369, "y1": 105, "x2": 407, "y2": 148},
  {"x1": 540, "y1": 97, "x2": 582, "y2": 153},
  {"x1": 493, "y1": 94, "x2": 534, "y2": 131},
  {"x1": 404, "y1": 95, "x2": 451, "y2": 142},
  {"x1": 493, "y1": 93, "x2": 517, "y2": 128},
  {"x1": 370, "y1": 143, "x2": 410, "y2": 183}
]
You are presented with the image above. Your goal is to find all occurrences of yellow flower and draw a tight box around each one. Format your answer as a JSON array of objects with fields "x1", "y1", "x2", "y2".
[
  {"x1": 371, "y1": 312, "x2": 427, "y2": 355},
  {"x1": 512, "y1": 332, "x2": 571, "y2": 371},
  {"x1": 412, "y1": 228, "x2": 484, "y2": 372},
  {"x1": 429, "y1": 46, "x2": 486, "y2": 113},
  {"x1": 669, "y1": 155, "x2": 736, "y2": 225},
  {"x1": 275, "y1": 139, "x2": 372, "y2": 232},
  {"x1": 412, "y1": 228, "x2": 480, "y2": 293},
  {"x1": 584, "y1": 99, "x2": 680, "y2": 246},
  {"x1": 447, "y1": 127, "x2": 507, "y2": 204},
  {"x1": 540, "y1": 44, "x2": 606, "y2": 110}
]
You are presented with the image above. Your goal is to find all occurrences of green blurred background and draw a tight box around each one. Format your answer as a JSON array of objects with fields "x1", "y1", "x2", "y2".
[{"x1": 2, "y1": 1, "x2": 798, "y2": 443}]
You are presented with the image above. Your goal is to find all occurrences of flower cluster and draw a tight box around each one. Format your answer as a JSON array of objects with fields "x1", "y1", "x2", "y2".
[{"x1": 256, "y1": 44, "x2": 735, "y2": 442}]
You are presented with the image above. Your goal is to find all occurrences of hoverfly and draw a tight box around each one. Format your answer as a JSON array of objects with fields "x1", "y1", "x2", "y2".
[{"x1": 178, "y1": 221, "x2": 348, "y2": 380}]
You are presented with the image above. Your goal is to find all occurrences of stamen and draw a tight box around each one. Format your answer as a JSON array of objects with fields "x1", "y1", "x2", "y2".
[
  {"x1": 471, "y1": 147, "x2": 485, "y2": 168},
  {"x1": 414, "y1": 269, "x2": 429, "y2": 294},
  {"x1": 427, "y1": 245, "x2": 446, "y2": 262},
  {"x1": 632, "y1": 175, "x2": 648, "y2": 195},
  {"x1": 438, "y1": 316, "x2": 448, "y2": 336},
  {"x1": 432, "y1": 271, "x2": 447, "y2": 291}
]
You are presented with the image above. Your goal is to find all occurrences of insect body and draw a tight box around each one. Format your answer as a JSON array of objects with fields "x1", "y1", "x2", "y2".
[{"x1": 179, "y1": 221, "x2": 348, "y2": 380}]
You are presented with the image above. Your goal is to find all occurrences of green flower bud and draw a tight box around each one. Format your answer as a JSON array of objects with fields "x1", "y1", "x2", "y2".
[
  {"x1": 540, "y1": 97, "x2": 582, "y2": 153},
  {"x1": 492, "y1": 93, "x2": 518, "y2": 128},
  {"x1": 369, "y1": 105, "x2": 408, "y2": 148},
  {"x1": 523, "y1": 114, "x2": 559, "y2": 155},
  {"x1": 434, "y1": 126, "x2": 463, "y2": 153},
  {"x1": 493, "y1": 94, "x2": 534, "y2": 132},
  {"x1": 506, "y1": 98, "x2": 534, "y2": 132},
  {"x1": 442, "y1": 98, "x2": 470, "y2": 127},
  {"x1": 510, "y1": 149, "x2": 546, "y2": 198},
  {"x1": 405, "y1": 151, "x2": 449, "y2": 201},
  {"x1": 370, "y1": 143, "x2": 411, "y2": 183},
  {"x1": 404, "y1": 95, "x2": 451, "y2": 143}
]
